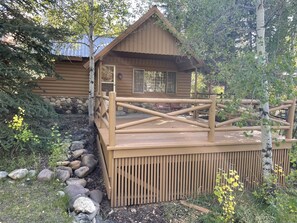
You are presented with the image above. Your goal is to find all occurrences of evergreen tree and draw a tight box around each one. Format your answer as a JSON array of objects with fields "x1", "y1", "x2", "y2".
[{"x1": 0, "y1": 0, "x2": 65, "y2": 154}]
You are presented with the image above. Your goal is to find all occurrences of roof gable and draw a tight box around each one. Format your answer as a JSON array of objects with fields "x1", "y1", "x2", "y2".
[
  {"x1": 84, "y1": 6, "x2": 184, "y2": 68},
  {"x1": 112, "y1": 17, "x2": 180, "y2": 55}
]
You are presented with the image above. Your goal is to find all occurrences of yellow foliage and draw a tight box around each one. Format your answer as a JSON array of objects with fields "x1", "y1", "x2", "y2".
[{"x1": 214, "y1": 169, "x2": 244, "y2": 223}]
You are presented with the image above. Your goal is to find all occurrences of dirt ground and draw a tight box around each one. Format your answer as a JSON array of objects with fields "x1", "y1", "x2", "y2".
[{"x1": 58, "y1": 114, "x2": 201, "y2": 223}]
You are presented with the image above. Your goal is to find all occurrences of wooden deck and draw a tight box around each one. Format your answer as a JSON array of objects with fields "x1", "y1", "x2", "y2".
[
  {"x1": 95, "y1": 93, "x2": 296, "y2": 207},
  {"x1": 101, "y1": 115, "x2": 266, "y2": 149}
]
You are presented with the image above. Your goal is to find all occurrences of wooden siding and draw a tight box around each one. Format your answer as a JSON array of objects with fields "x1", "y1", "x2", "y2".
[
  {"x1": 112, "y1": 18, "x2": 181, "y2": 56},
  {"x1": 102, "y1": 55, "x2": 191, "y2": 98},
  {"x1": 33, "y1": 60, "x2": 89, "y2": 96}
]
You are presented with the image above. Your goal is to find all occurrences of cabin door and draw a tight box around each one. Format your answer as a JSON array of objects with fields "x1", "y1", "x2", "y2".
[{"x1": 101, "y1": 65, "x2": 116, "y2": 94}]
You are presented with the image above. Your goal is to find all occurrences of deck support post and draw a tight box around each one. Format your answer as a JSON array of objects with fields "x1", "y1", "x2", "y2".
[
  {"x1": 109, "y1": 91, "x2": 116, "y2": 146},
  {"x1": 286, "y1": 98, "x2": 296, "y2": 139},
  {"x1": 208, "y1": 95, "x2": 216, "y2": 142}
]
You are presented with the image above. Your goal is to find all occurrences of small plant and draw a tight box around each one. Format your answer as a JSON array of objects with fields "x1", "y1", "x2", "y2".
[
  {"x1": 7, "y1": 107, "x2": 40, "y2": 154},
  {"x1": 252, "y1": 164, "x2": 284, "y2": 204},
  {"x1": 214, "y1": 169, "x2": 244, "y2": 223},
  {"x1": 48, "y1": 125, "x2": 69, "y2": 169}
]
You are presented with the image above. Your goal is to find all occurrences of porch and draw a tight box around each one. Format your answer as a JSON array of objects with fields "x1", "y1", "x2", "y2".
[{"x1": 95, "y1": 93, "x2": 296, "y2": 207}]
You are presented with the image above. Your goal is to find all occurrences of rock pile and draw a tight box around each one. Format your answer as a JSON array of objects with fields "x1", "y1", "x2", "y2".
[
  {"x1": 0, "y1": 135, "x2": 104, "y2": 223},
  {"x1": 42, "y1": 96, "x2": 88, "y2": 114}
]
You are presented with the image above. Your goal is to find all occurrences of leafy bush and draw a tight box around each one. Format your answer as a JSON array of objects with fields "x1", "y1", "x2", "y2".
[
  {"x1": 0, "y1": 91, "x2": 57, "y2": 155},
  {"x1": 214, "y1": 169, "x2": 244, "y2": 222}
]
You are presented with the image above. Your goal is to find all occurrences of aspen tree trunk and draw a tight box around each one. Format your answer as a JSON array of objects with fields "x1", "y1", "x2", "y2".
[
  {"x1": 256, "y1": 0, "x2": 273, "y2": 179},
  {"x1": 88, "y1": 0, "x2": 95, "y2": 125}
]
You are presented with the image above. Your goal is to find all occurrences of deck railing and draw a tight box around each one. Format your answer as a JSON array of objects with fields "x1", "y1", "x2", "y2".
[
  {"x1": 94, "y1": 92, "x2": 295, "y2": 207},
  {"x1": 95, "y1": 92, "x2": 296, "y2": 146}
]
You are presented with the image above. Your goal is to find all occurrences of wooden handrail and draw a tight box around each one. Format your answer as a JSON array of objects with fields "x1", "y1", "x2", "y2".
[
  {"x1": 95, "y1": 93, "x2": 296, "y2": 147},
  {"x1": 116, "y1": 97, "x2": 212, "y2": 104},
  {"x1": 117, "y1": 102, "x2": 209, "y2": 128},
  {"x1": 116, "y1": 104, "x2": 210, "y2": 130},
  {"x1": 116, "y1": 128, "x2": 210, "y2": 134},
  {"x1": 215, "y1": 126, "x2": 290, "y2": 132}
]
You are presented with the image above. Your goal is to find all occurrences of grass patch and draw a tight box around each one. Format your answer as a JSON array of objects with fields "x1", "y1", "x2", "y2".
[
  {"x1": 0, "y1": 152, "x2": 46, "y2": 172},
  {"x1": 0, "y1": 179, "x2": 72, "y2": 223}
]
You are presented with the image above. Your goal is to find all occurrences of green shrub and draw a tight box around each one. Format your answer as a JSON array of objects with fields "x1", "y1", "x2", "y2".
[{"x1": 0, "y1": 91, "x2": 57, "y2": 155}]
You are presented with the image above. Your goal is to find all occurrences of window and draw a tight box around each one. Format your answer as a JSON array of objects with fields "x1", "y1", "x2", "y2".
[
  {"x1": 102, "y1": 65, "x2": 115, "y2": 83},
  {"x1": 102, "y1": 65, "x2": 115, "y2": 93},
  {"x1": 133, "y1": 69, "x2": 144, "y2": 93},
  {"x1": 133, "y1": 69, "x2": 176, "y2": 93},
  {"x1": 166, "y1": 72, "x2": 176, "y2": 93}
]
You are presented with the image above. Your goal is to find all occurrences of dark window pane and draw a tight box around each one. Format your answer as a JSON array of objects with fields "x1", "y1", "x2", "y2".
[
  {"x1": 167, "y1": 72, "x2": 176, "y2": 93},
  {"x1": 133, "y1": 69, "x2": 144, "y2": 93}
]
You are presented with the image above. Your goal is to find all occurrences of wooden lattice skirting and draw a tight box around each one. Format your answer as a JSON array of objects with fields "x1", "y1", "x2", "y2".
[{"x1": 96, "y1": 138, "x2": 290, "y2": 207}]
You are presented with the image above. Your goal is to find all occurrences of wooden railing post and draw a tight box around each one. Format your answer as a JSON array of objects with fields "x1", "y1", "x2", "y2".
[
  {"x1": 109, "y1": 91, "x2": 116, "y2": 146},
  {"x1": 97, "y1": 93, "x2": 102, "y2": 128},
  {"x1": 286, "y1": 98, "x2": 296, "y2": 139},
  {"x1": 208, "y1": 95, "x2": 216, "y2": 142}
]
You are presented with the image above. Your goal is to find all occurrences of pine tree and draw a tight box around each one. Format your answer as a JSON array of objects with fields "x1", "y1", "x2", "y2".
[{"x1": 0, "y1": 0, "x2": 65, "y2": 153}]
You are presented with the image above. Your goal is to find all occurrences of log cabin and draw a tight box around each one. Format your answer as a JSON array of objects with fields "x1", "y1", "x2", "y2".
[
  {"x1": 35, "y1": 6, "x2": 296, "y2": 207},
  {"x1": 34, "y1": 6, "x2": 201, "y2": 114}
]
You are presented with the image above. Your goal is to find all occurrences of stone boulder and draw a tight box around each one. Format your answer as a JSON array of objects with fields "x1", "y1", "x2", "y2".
[
  {"x1": 73, "y1": 197, "x2": 96, "y2": 214},
  {"x1": 89, "y1": 190, "x2": 103, "y2": 204},
  {"x1": 74, "y1": 166, "x2": 90, "y2": 178},
  {"x1": 65, "y1": 184, "x2": 89, "y2": 199},
  {"x1": 71, "y1": 141, "x2": 84, "y2": 151},
  {"x1": 37, "y1": 169, "x2": 54, "y2": 182},
  {"x1": 56, "y1": 169, "x2": 71, "y2": 182},
  {"x1": 81, "y1": 154, "x2": 97, "y2": 172},
  {"x1": 0, "y1": 171, "x2": 8, "y2": 179},
  {"x1": 65, "y1": 184, "x2": 90, "y2": 210},
  {"x1": 8, "y1": 169, "x2": 28, "y2": 180},
  {"x1": 57, "y1": 166, "x2": 73, "y2": 176},
  {"x1": 56, "y1": 161, "x2": 70, "y2": 166},
  {"x1": 73, "y1": 149, "x2": 87, "y2": 159},
  {"x1": 69, "y1": 160, "x2": 81, "y2": 170},
  {"x1": 66, "y1": 178, "x2": 87, "y2": 187}
]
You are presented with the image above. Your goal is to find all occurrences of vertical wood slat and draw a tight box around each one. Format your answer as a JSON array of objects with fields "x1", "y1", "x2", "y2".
[{"x1": 111, "y1": 149, "x2": 290, "y2": 207}]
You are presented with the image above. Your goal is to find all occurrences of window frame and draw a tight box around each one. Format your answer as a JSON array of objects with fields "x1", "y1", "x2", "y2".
[
  {"x1": 133, "y1": 68, "x2": 177, "y2": 94},
  {"x1": 166, "y1": 71, "x2": 177, "y2": 94},
  {"x1": 133, "y1": 68, "x2": 145, "y2": 94},
  {"x1": 101, "y1": 64, "x2": 116, "y2": 92}
]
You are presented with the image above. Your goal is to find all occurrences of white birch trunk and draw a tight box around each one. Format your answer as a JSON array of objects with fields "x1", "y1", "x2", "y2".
[
  {"x1": 256, "y1": 0, "x2": 273, "y2": 179},
  {"x1": 88, "y1": 0, "x2": 95, "y2": 125}
]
